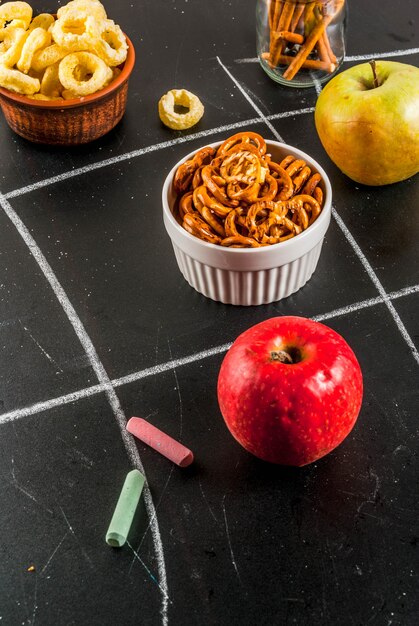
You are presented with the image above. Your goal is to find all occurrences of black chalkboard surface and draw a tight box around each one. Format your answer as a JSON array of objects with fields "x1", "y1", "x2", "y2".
[{"x1": 0, "y1": 0, "x2": 418, "y2": 624}]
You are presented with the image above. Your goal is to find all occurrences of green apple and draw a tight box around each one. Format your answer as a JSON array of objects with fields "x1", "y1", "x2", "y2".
[{"x1": 315, "y1": 61, "x2": 419, "y2": 186}]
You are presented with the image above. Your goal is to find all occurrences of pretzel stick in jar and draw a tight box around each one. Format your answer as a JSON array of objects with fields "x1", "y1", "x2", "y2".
[
  {"x1": 276, "y1": 30, "x2": 304, "y2": 44},
  {"x1": 271, "y1": 1, "x2": 296, "y2": 67},
  {"x1": 282, "y1": 0, "x2": 343, "y2": 81},
  {"x1": 320, "y1": 30, "x2": 337, "y2": 63},
  {"x1": 261, "y1": 52, "x2": 336, "y2": 73},
  {"x1": 290, "y1": 2, "x2": 306, "y2": 32}
]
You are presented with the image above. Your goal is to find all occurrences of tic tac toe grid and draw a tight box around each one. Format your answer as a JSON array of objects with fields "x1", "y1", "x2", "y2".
[{"x1": 0, "y1": 1, "x2": 418, "y2": 625}]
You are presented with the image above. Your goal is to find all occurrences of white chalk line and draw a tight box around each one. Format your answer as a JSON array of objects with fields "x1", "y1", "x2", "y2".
[
  {"x1": 126, "y1": 541, "x2": 173, "y2": 605},
  {"x1": 222, "y1": 496, "x2": 242, "y2": 584},
  {"x1": 235, "y1": 46, "x2": 419, "y2": 64},
  {"x1": 0, "y1": 283, "x2": 417, "y2": 428},
  {"x1": 3, "y1": 107, "x2": 315, "y2": 202},
  {"x1": 216, "y1": 55, "x2": 285, "y2": 143},
  {"x1": 3, "y1": 42, "x2": 418, "y2": 201},
  {"x1": 0, "y1": 192, "x2": 170, "y2": 626},
  {"x1": 3, "y1": 120, "x2": 260, "y2": 201},
  {"x1": 331, "y1": 207, "x2": 419, "y2": 366},
  {"x1": 344, "y1": 47, "x2": 419, "y2": 62}
]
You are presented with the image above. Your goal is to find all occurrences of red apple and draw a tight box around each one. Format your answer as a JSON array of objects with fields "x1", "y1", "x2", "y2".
[{"x1": 217, "y1": 316, "x2": 363, "y2": 466}]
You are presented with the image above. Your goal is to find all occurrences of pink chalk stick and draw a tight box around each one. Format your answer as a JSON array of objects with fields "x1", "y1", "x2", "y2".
[{"x1": 127, "y1": 417, "x2": 194, "y2": 467}]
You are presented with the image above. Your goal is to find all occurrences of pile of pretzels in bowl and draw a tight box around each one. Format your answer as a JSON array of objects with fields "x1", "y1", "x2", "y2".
[
  {"x1": 163, "y1": 132, "x2": 332, "y2": 305},
  {"x1": 173, "y1": 131, "x2": 325, "y2": 248}
]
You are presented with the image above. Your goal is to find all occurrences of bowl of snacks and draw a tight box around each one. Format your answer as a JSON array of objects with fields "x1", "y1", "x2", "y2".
[
  {"x1": 0, "y1": 0, "x2": 135, "y2": 144},
  {"x1": 162, "y1": 131, "x2": 332, "y2": 305}
]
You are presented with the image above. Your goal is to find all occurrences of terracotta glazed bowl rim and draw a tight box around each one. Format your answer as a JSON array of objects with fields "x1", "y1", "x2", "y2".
[{"x1": 0, "y1": 33, "x2": 135, "y2": 109}]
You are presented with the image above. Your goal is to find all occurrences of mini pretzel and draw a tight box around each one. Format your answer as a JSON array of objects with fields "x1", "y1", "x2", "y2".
[
  {"x1": 246, "y1": 200, "x2": 287, "y2": 240},
  {"x1": 254, "y1": 173, "x2": 278, "y2": 203},
  {"x1": 194, "y1": 185, "x2": 231, "y2": 218},
  {"x1": 174, "y1": 159, "x2": 197, "y2": 195},
  {"x1": 221, "y1": 236, "x2": 264, "y2": 248},
  {"x1": 222, "y1": 210, "x2": 265, "y2": 246},
  {"x1": 178, "y1": 192, "x2": 194, "y2": 219},
  {"x1": 183, "y1": 213, "x2": 221, "y2": 245},
  {"x1": 217, "y1": 131, "x2": 267, "y2": 157},
  {"x1": 268, "y1": 161, "x2": 294, "y2": 200},
  {"x1": 226, "y1": 180, "x2": 261, "y2": 204},
  {"x1": 201, "y1": 165, "x2": 237, "y2": 208},
  {"x1": 224, "y1": 208, "x2": 245, "y2": 236},
  {"x1": 193, "y1": 146, "x2": 216, "y2": 168},
  {"x1": 262, "y1": 216, "x2": 300, "y2": 244},
  {"x1": 290, "y1": 202, "x2": 309, "y2": 231},
  {"x1": 198, "y1": 205, "x2": 225, "y2": 237},
  {"x1": 302, "y1": 173, "x2": 322, "y2": 197},
  {"x1": 292, "y1": 166, "x2": 311, "y2": 193},
  {"x1": 280, "y1": 155, "x2": 295, "y2": 169},
  {"x1": 174, "y1": 147, "x2": 215, "y2": 195},
  {"x1": 313, "y1": 186, "x2": 323, "y2": 208},
  {"x1": 285, "y1": 158, "x2": 307, "y2": 178},
  {"x1": 292, "y1": 194, "x2": 322, "y2": 225},
  {"x1": 220, "y1": 150, "x2": 265, "y2": 184},
  {"x1": 192, "y1": 167, "x2": 203, "y2": 189}
]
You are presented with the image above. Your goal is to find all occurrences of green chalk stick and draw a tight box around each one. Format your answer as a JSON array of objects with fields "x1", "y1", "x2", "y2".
[{"x1": 106, "y1": 469, "x2": 145, "y2": 548}]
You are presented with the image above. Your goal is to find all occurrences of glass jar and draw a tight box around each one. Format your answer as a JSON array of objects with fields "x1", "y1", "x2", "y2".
[{"x1": 256, "y1": 0, "x2": 347, "y2": 88}]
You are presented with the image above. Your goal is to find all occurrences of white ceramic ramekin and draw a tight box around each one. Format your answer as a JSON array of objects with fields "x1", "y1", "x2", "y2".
[{"x1": 162, "y1": 140, "x2": 332, "y2": 306}]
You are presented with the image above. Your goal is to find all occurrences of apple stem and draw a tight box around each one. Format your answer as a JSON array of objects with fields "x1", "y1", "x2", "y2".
[
  {"x1": 270, "y1": 350, "x2": 301, "y2": 365},
  {"x1": 369, "y1": 59, "x2": 380, "y2": 89}
]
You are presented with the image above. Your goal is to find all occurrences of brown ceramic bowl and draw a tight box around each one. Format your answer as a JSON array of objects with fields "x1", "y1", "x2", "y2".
[{"x1": 0, "y1": 34, "x2": 135, "y2": 145}]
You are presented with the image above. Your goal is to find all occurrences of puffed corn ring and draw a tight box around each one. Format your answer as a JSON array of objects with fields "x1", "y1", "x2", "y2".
[
  {"x1": 158, "y1": 89, "x2": 204, "y2": 130},
  {"x1": 90, "y1": 19, "x2": 127, "y2": 67},
  {"x1": 28, "y1": 13, "x2": 55, "y2": 32},
  {"x1": 31, "y1": 43, "x2": 68, "y2": 72},
  {"x1": 40, "y1": 61, "x2": 63, "y2": 98},
  {"x1": 58, "y1": 51, "x2": 112, "y2": 96},
  {"x1": 0, "y1": 27, "x2": 28, "y2": 67},
  {"x1": 17, "y1": 27, "x2": 51, "y2": 74},
  {"x1": 0, "y1": 63, "x2": 39, "y2": 94},
  {"x1": 57, "y1": 0, "x2": 107, "y2": 22},
  {"x1": 51, "y1": 10, "x2": 100, "y2": 52},
  {"x1": 0, "y1": 2, "x2": 32, "y2": 31}
]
